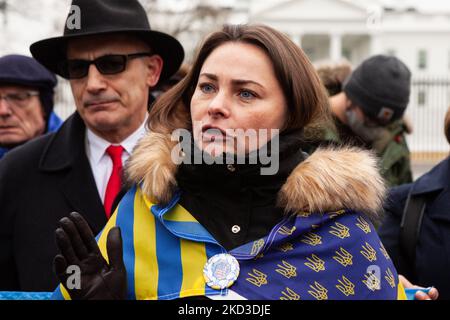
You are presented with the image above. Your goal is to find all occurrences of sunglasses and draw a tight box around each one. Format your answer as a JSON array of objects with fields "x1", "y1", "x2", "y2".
[{"x1": 58, "y1": 52, "x2": 153, "y2": 79}]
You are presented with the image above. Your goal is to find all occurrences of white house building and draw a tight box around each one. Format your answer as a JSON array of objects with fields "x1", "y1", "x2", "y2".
[
  {"x1": 247, "y1": 0, "x2": 450, "y2": 76},
  {"x1": 246, "y1": 0, "x2": 450, "y2": 158},
  {"x1": 1, "y1": 0, "x2": 448, "y2": 158}
]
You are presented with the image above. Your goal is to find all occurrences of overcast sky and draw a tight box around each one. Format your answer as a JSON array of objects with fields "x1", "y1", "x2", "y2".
[{"x1": 2, "y1": 0, "x2": 450, "y2": 56}]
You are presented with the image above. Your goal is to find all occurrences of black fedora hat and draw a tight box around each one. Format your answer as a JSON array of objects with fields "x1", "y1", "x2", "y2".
[{"x1": 30, "y1": 0, "x2": 184, "y2": 82}]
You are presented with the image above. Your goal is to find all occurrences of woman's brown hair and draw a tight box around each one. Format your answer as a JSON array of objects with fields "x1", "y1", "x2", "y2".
[
  {"x1": 445, "y1": 106, "x2": 450, "y2": 144},
  {"x1": 148, "y1": 24, "x2": 330, "y2": 135}
]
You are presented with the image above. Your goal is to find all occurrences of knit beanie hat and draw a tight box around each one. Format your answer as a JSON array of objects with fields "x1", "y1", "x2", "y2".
[{"x1": 343, "y1": 55, "x2": 411, "y2": 124}]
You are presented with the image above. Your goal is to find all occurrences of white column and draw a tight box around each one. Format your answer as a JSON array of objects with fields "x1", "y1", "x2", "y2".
[
  {"x1": 0, "y1": 14, "x2": 7, "y2": 56},
  {"x1": 370, "y1": 33, "x2": 382, "y2": 55},
  {"x1": 291, "y1": 33, "x2": 303, "y2": 48},
  {"x1": 330, "y1": 33, "x2": 342, "y2": 62},
  {"x1": 297, "y1": 34, "x2": 303, "y2": 48}
]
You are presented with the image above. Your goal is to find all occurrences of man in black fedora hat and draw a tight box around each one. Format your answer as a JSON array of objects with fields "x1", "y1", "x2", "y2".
[{"x1": 0, "y1": 0, "x2": 184, "y2": 292}]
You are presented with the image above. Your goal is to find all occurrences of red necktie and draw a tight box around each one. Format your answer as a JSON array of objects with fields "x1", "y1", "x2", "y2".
[{"x1": 104, "y1": 145, "x2": 124, "y2": 219}]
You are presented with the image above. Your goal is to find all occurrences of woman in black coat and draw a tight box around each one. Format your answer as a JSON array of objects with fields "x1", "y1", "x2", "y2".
[
  {"x1": 52, "y1": 24, "x2": 406, "y2": 300},
  {"x1": 378, "y1": 107, "x2": 450, "y2": 299}
]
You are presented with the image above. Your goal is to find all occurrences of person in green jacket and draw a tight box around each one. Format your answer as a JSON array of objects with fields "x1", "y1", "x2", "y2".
[{"x1": 309, "y1": 55, "x2": 413, "y2": 187}]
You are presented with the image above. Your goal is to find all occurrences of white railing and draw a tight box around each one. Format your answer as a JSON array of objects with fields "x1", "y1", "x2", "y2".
[
  {"x1": 52, "y1": 75, "x2": 450, "y2": 162},
  {"x1": 405, "y1": 76, "x2": 450, "y2": 161}
]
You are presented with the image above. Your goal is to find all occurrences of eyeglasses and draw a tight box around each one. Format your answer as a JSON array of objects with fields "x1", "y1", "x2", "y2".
[
  {"x1": 0, "y1": 91, "x2": 40, "y2": 108},
  {"x1": 58, "y1": 52, "x2": 153, "y2": 79}
]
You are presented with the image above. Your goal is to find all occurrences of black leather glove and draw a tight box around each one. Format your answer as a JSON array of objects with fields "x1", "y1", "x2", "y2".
[{"x1": 54, "y1": 212, "x2": 127, "y2": 300}]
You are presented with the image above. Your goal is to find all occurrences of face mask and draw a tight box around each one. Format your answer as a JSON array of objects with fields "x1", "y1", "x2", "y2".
[{"x1": 345, "y1": 108, "x2": 388, "y2": 143}]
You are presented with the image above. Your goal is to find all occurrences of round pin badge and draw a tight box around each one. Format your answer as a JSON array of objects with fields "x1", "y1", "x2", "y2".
[{"x1": 203, "y1": 253, "x2": 240, "y2": 290}]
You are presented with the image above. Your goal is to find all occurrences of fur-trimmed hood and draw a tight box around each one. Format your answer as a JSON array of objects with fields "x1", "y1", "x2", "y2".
[{"x1": 126, "y1": 132, "x2": 386, "y2": 221}]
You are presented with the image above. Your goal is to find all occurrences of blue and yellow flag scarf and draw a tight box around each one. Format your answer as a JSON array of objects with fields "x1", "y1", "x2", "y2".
[{"x1": 53, "y1": 185, "x2": 406, "y2": 300}]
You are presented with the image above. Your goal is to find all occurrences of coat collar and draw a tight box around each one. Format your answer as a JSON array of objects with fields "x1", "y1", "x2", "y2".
[
  {"x1": 175, "y1": 130, "x2": 306, "y2": 205},
  {"x1": 126, "y1": 131, "x2": 387, "y2": 222},
  {"x1": 39, "y1": 112, "x2": 86, "y2": 172},
  {"x1": 411, "y1": 157, "x2": 450, "y2": 195},
  {"x1": 37, "y1": 111, "x2": 107, "y2": 232},
  {"x1": 410, "y1": 157, "x2": 450, "y2": 224}
]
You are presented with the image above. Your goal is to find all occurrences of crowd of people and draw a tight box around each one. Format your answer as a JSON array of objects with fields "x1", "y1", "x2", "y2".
[{"x1": 0, "y1": 0, "x2": 447, "y2": 300}]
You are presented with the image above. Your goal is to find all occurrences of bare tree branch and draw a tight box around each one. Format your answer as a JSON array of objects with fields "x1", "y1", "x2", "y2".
[{"x1": 140, "y1": 0, "x2": 231, "y2": 38}]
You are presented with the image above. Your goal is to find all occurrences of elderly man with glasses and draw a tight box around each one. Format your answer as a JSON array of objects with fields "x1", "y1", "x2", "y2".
[
  {"x1": 0, "y1": 0, "x2": 184, "y2": 292},
  {"x1": 0, "y1": 54, "x2": 62, "y2": 159}
]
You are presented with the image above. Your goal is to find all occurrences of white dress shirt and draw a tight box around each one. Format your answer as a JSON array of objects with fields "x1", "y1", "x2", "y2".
[{"x1": 85, "y1": 117, "x2": 148, "y2": 203}]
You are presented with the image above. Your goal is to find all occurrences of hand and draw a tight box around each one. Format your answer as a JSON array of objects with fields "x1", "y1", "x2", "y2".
[
  {"x1": 54, "y1": 212, "x2": 127, "y2": 300},
  {"x1": 399, "y1": 275, "x2": 439, "y2": 300}
]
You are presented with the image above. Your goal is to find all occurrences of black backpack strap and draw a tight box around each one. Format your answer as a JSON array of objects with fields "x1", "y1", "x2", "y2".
[{"x1": 398, "y1": 190, "x2": 427, "y2": 279}]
